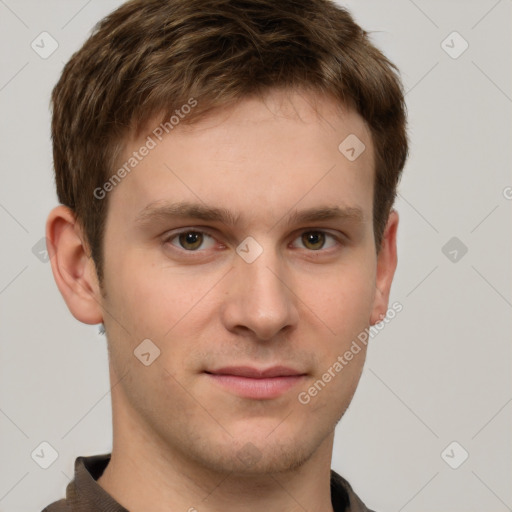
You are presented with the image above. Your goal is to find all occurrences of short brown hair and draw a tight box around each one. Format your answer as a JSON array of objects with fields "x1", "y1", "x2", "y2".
[{"x1": 51, "y1": 0, "x2": 408, "y2": 284}]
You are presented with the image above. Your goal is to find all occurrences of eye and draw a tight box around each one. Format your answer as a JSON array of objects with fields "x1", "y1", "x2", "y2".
[
  {"x1": 166, "y1": 230, "x2": 217, "y2": 251},
  {"x1": 292, "y1": 230, "x2": 339, "y2": 251},
  {"x1": 163, "y1": 228, "x2": 341, "y2": 254}
]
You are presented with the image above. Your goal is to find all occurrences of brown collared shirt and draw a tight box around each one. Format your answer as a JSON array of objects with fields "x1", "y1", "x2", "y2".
[{"x1": 42, "y1": 453, "x2": 376, "y2": 512}]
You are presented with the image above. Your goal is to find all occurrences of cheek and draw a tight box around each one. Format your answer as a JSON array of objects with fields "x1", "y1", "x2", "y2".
[
  {"x1": 295, "y1": 264, "x2": 374, "y2": 413},
  {"x1": 301, "y1": 258, "x2": 376, "y2": 340},
  {"x1": 103, "y1": 250, "x2": 219, "y2": 344}
]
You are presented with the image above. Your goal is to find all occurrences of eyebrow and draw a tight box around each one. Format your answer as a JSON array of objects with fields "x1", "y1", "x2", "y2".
[{"x1": 134, "y1": 200, "x2": 365, "y2": 228}]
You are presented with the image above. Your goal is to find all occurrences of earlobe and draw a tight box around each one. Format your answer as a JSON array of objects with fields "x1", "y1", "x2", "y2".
[
  {"x1": 369, "y1": 209, "x2": 399, "y2": 326},
  {"x1": 46, "y1": 205, "x2": 104, "y2": 325}
]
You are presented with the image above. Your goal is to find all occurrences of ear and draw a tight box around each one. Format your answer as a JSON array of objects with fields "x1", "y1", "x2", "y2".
[
  {"x1": 45, "y1": 205, "x2": 104, "y2": 324},
  {"x1": 369, "y1": 209, "x2": 399, "y2": 325}
]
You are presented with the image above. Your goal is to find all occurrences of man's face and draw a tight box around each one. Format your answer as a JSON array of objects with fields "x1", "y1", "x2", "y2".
[{"x1": 98, "y1": 89, "x2": 392, "y2": 474}]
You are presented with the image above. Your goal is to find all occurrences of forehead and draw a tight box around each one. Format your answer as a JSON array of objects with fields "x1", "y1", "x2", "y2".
[{"x1": 107, "y1": 89, "x2": 374, "y2": 229}]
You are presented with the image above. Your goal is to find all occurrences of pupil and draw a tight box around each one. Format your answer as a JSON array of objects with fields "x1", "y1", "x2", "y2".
[
  {"x1": 304, "y1": 231, "x2": 324, "y2": 250},
  {"x1": 180, "y1": 232, "x2": 202, "y2": 249}
]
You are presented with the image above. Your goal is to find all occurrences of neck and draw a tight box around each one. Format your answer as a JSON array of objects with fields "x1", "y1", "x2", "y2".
[{"x1": 97, "y1": 384, "x2": 336, "y2": 512}]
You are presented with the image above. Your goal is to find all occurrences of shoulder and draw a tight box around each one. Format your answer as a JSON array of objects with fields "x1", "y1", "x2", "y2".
[
  {"x1": 331, "y1": 469, "x2": 379, "y2": 512},
  {"x1": 41, "y1": 498, "x2": 70, "y2": 512},
  {"x1": 40, "y1": 453, "x2": 113, "y2": 512}
]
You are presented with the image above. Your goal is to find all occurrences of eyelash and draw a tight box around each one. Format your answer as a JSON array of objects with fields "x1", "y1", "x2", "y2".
[{"x1": 162, "y1": 228, "x2": 343, "y2": 255}]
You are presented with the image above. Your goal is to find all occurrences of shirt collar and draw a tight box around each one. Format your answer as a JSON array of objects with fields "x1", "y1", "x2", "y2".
[{"x1": 57, "y1": 453, "x2": 374, "y2": 512}]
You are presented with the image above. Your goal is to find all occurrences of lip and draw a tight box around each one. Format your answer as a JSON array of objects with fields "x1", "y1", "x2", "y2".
[{"x1": 204, "y1": 366, "x2": 307, "y2": 400}]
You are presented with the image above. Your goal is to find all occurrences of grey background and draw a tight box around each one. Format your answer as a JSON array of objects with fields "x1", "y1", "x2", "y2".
[{"x1": 0, "y1": 1, "x2": 510, "y2": 511}]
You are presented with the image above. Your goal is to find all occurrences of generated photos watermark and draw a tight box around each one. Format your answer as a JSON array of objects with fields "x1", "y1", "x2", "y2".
[
  {"x1": 298, "y1": 300, "x2": 403, "y2": 405},
  {"x1": 93, "y1": 98, "x2": 198, "y2": 200}
]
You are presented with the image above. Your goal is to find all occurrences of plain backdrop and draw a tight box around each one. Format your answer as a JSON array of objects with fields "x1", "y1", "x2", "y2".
[{"x1": 0, "y1": 1, "x2": 510, "y2": 511}]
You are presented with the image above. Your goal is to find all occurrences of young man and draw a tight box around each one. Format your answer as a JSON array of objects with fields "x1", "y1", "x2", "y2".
[{"x1": 43, "y1": 0, "x2": 408, "y2": 510}]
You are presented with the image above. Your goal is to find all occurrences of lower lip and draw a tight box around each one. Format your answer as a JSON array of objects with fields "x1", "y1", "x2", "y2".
[{"x1": 205, "y1": 373, "x2": 306, "y2": 399}]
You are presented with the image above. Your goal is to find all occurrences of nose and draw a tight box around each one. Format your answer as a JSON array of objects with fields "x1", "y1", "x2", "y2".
[{"x1": 220, "y1": 244, "x2": 300, "y2": 341}]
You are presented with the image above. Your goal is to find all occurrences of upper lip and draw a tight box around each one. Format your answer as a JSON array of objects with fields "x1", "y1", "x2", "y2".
[{"x1": 205, "y1": 366, "x2": 306, "y2": 378}]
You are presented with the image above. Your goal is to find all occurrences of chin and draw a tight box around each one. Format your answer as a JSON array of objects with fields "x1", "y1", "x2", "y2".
[{"x1": 187, "y1": 432, "x2": 318, "y2": 476}]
